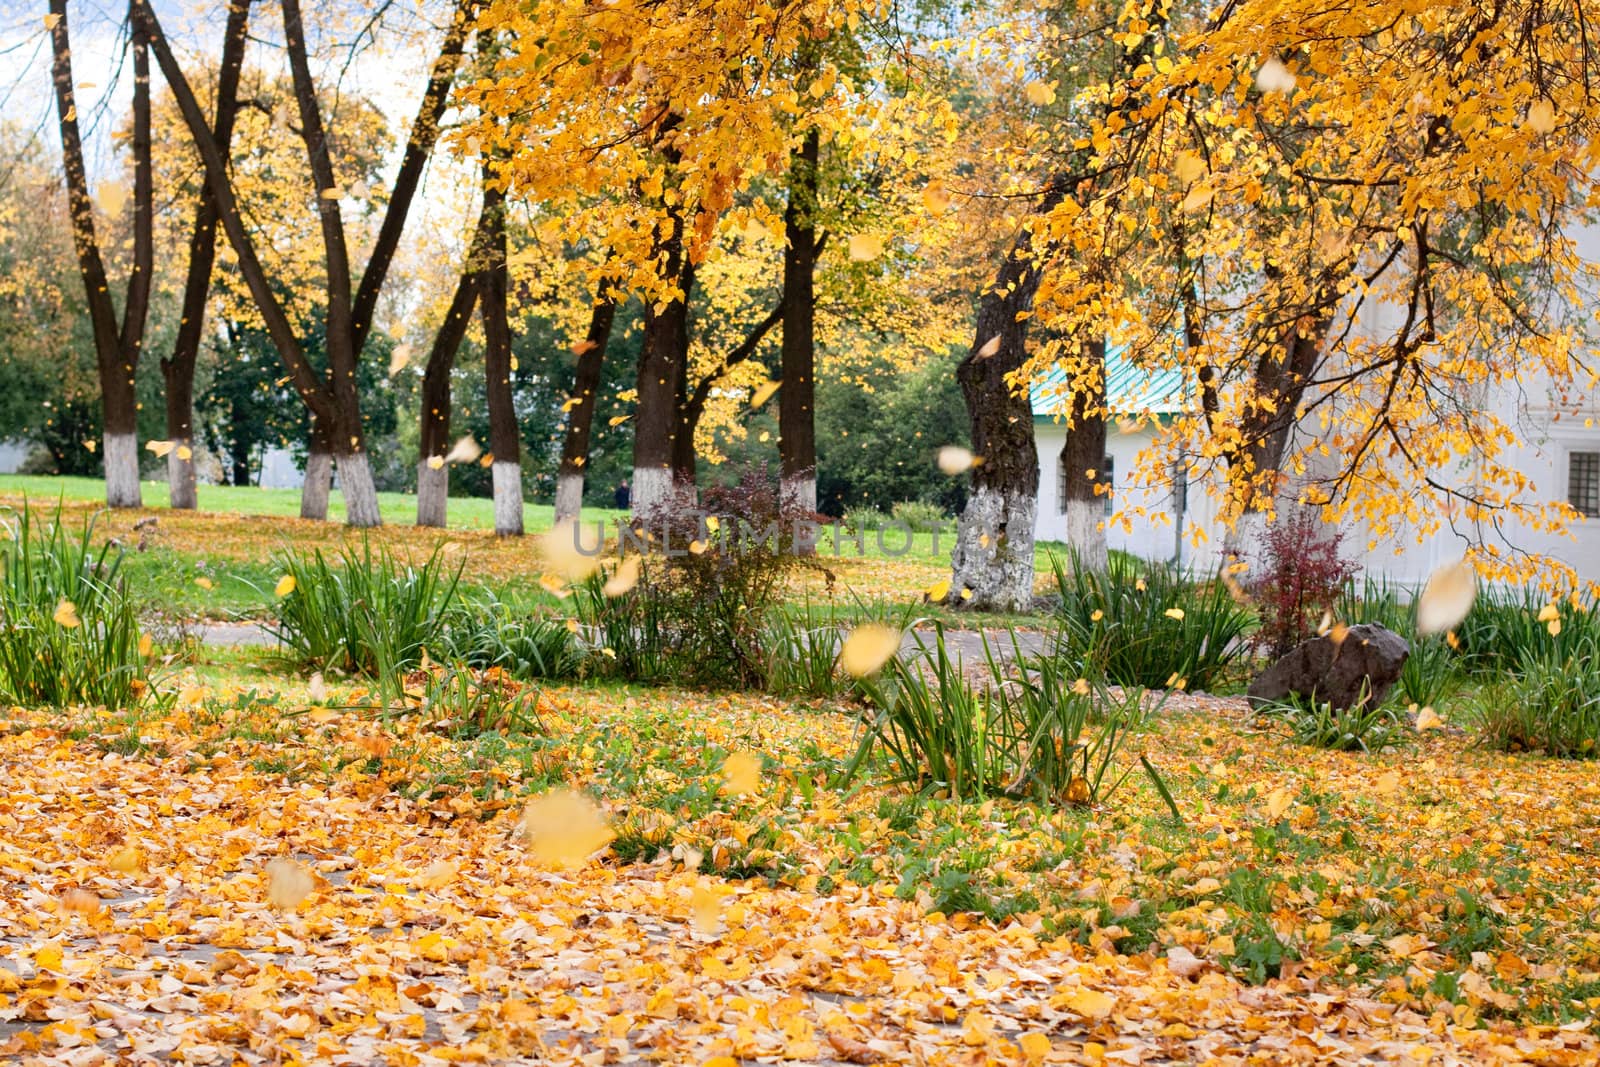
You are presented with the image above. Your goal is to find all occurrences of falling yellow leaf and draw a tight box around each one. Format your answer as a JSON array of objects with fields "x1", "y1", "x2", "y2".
[
  {"x1": 59, "y1": 889, "x2": 100, "y2": 916},
  {"x1": 690, "y1": 882, "x2": 723, "y2": 934},
  {"x1": 1417, "y1": 558, "x2": 1476, "y2": 636},
  {"x1": 922, "y1": 182, "x2": 951, "y2": 213},
  {"x1": 44, "y1": 12, "x2": 60, "y2": 28},
  {"x1": 540, "y1": 573, "x2": 572, "y2": 598},
  {"x1": 146, "y1": 439, "x2": 174, "y2": 458},
  {"x1": 848, "y1": 234, "x2": 884, "y2": 261},
  {"x1": 1173, "y1": 150, "x2": 1206, "y2": 185},
  {"x1": 609, "y1": 415, "x2": 631, "y2": 427},
  {"x1": 413, "y1": 860, "x2": 457, "y2": 891},
  {"x1": 275, "y1": 574, "x2": 297, "y2": 598},
  {"x1": 479, "y1": 452, "x2": 494, "y2": 468},
  {"x1": 53, "y1": 599, "x2": 80, "y2": 628},
  {"x1": 705, "y1": 515, "x2": 720, "y2": 533},
  {"x1": 195, "y1": 577, "x2": 214, "y2": 590},
  {"x1": 266, "y1": 857, "x2": 314, "y2": 910},
  {"x1": 107, "y1": 847, "x2": 141, "y2": 874},
  {"x1": 349, "y1": 178, "x2": 371, "y2": 199},
  {"x1": 96, "y1": 181, "x2": 128, "y2": 215},
  {"x1": 749, "y1": 379, "x2": 781, "y2": 410},
  {"x1": 83, "y1": 439, "x2": 97, "y2": 453},
  {"x1": 426, "y1": 456, "x2": 445, "y2": 470},
  {"x1": 688, "y1": 539, "x2": 708, "y2": 554},
  {"x1": 603, "y1": 555, "x2": 641, "y2": 597},
  {"x1": 388, "y1": 344, "x2": 413, "y2": 376},
  {"x1": 841, "y1": 624, "x2": 900, "y2": 678},
  {"x1": 1317, "y1": 609, "x2": 1335, "y2": 637},
  {"x1": 307, "y1": 672, "x2": 328, "y2": 703},
  {"x1": 138, "y1": 633, "x2": 153, "y2": 657},
  {"x1": 539, "y1": 519, "x2": 602, "y2": 582},
  {"x1": 925, "y1": 577, "x2": 951, "y2": 601},
  {"x1": 1023, "y1": 80, "x2": 1055, "y2": 105},
  {"x1": 1527, "y1": 99, "x2": 1556, "y2": 134},
  {"x1": 1180, "y1": 185, "x2": 1215, "y2": 213},
  {"x1": 176, "y1": 445, "x2": 193, "y2": 461},
  {"x1": 975, "y1": 335, "x2": 1001, "y2": 359},
  {"x1": 320, "y1": 186, "x2": 343, "y2": 199},
  {"x1": 1090, "y1": 609, "x2": 1104, "y2": 622},
  {"x1": 1255, "y1": 56, "x2": 1297, "y2": 93},
  {"x1": 520, "y1": 789, "x2": 614, "y2": 868},
  {"x1": 1164, "y1": 607, "x2": 1186, "y2": 621},
  {"x1": 1264, "y1": 787, "x2": 1292, "y2": 820},
  {"x1": 721, "y1": 750, "x2": 761, "y2": 795},
  {"x1": 1415, "y1": 707, "x2": 1444, "y2": 731},
  {"x1": 444, "y1": 436, "x2": 482, "y2": 465},
  {"x1": 937, "y1": 445, "x2": 975, "y2": 475}
]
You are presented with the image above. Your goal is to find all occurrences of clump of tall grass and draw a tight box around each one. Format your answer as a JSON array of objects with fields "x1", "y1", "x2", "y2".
[
  {"x1": 1051, "y1": 551, "x2": 1251, "y2": 691},
  {"x1": 267, "y1": 541, "x2": 462, "y2": 675},
  {"x1": 0, "y1": 503, "x2": 150, "y2": 707}
]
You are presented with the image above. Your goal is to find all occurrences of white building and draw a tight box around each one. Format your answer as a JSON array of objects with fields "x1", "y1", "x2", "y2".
[{"x1": 1031, "y1": 351, "x2": 1600, "y2": 586}]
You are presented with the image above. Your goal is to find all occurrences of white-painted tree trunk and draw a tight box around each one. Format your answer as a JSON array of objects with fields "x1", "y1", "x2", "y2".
[
  {"x1": 631, "y1": 466, "x2": 674, "y2": 516},
  {"x1": 337, "y1": 452, "x2": 382, "y2": 528},
  {"x1": 166, "y1": 442, "x2": 197, "y2": 510},
  {"x1": 553, "y1": 473, "x2": 584, "y2": 524},
  {"x1": 301, "y1": 452, "x2": 333, "y2": 520},
  {"x1": 103, "y1": 432, "x2": 142, "y2": 509},
  {"x1": 780, "y1": 473, "x2": 816, "y2": 515},
  {"x1": 948, "y1": 485, "x2": 1038, "y2": 612},
  {"x1": 781, "y1": 473, "x2": 817, "y2": 555},
  {"x1": 492, "y1": 460, "x2": 523, "y2": 536},
  {"x1": 1062, "y1": 499, "x2": 1109, "y2": 573},
  {"x1": 416, "y1": 461, "x2": 448, "y2": 527}
]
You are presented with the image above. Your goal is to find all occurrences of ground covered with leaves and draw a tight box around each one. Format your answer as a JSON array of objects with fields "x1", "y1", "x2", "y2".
[{"x1": 4, "y1": 661, "x2": 1600, "y2": 1065}]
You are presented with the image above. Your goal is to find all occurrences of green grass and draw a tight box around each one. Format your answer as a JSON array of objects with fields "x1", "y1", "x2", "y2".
[{"x1": 0, "y1": 474, "x2": 627, "y2": 532}]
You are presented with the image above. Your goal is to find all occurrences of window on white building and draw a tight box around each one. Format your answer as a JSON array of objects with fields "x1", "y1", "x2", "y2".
[
  {"x1": 1571, "y1": 451, "x2": 1600, "y2": 518},
  {"x1": 1055, "y1": 449, "x2": 1114, "y2": 514}
]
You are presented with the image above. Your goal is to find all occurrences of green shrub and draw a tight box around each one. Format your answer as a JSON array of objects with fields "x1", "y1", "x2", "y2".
[
  {"x1": 1455, "y1": 587, "x2": 1600, "y2": 677},
  {"x1": 841, "y1": 505, "x2": 891, "y2": 533},
  {"x1": 1475, "y1": 636, "x2": 1600, "y2": 756},
  {"x1": 417, "y1": 662, "x2": 547, "y2": 739},
  {"x1": 1050, "y1": 551, "x2": 1252, "y2": 691},
  {"x1": 842, "y1": 625, "x2": 1172, "y2": 810},
  {"x1": 0, "y1": 504, "x2": 150, "y2": 707},
  {"x1": 1256, "y1": 690, "x2": 1406, "y2": 752},
  {"x1": 576, "y1": 466, "x2": 812, "y2": 687},
  {"x1": 439, "y1": 600, "x2": 580, "y2": 680},
  {"x1": 890, "y1": 500, "x2": 947, "y2": 534},
  {"x1": 267, "y1": 541, "x2": 463, "y2": 675},
  {"x1": 762, "y1": 597, "x2": 918, "y2": 699}
]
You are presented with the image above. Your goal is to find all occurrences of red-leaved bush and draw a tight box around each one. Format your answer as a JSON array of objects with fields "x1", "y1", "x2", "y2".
[{"x1": 1250, "y1": 512, "x2": 1360, "y2": 658}]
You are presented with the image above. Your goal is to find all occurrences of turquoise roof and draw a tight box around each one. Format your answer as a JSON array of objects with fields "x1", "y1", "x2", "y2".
[{"x1": 1030, "y1": 347, "x2": 1187, "y2": 419}]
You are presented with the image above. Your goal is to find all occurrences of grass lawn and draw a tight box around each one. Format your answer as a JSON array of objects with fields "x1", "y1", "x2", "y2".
[
  {"x1": 0, "y1": 473, "x2": 1066, "y2": 624},
  {"x1": 2, "y1": 644, "x2": 1597, "y2": 1063}
]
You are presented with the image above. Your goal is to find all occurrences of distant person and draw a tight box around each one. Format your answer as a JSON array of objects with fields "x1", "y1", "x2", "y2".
[{"x1": 614, "y1": 478, "x2": 630, "y2": 510}]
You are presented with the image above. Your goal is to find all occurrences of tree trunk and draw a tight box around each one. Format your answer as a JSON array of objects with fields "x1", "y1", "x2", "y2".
[
  {"x1": 161, "y1": 0, "x2": 251, "y2": 511},
  {"x1": 949, "y1": 194, "x2": 1061, "y2": 612},
  {"x1": 555, "y1": 294, "x2": 617, "y2": 522},
  {"x1": 1058, "y1": 339, "x2": 1109, "y2": 572},
  {"x1": 336, "y1": 450, "x2": 381, "y2": 527},
  {"x1": 1223, "y1": 313, "x2": 1330, "y2": 556},
  {"x1": 103, "y1": 432, "x2": 142, "y2": 510},
  {"x1": 301, "y1": 421, "x2": 333, "y2": 520},
  {"x1": 52, "y1": 0, "x2": 153, "y2": 510},
  {"x1": 634, "y1": 254, "x2": 695, "y2": 514},
  {"x1": 479, "y1": 161, "x2": 522, "y2": 536},
  {"x1": 416, "y1": 272, "x2": 477, "y2": 527},
  {"x1": 780, "y1": 129, "x2": 821, "y2": 540}
]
